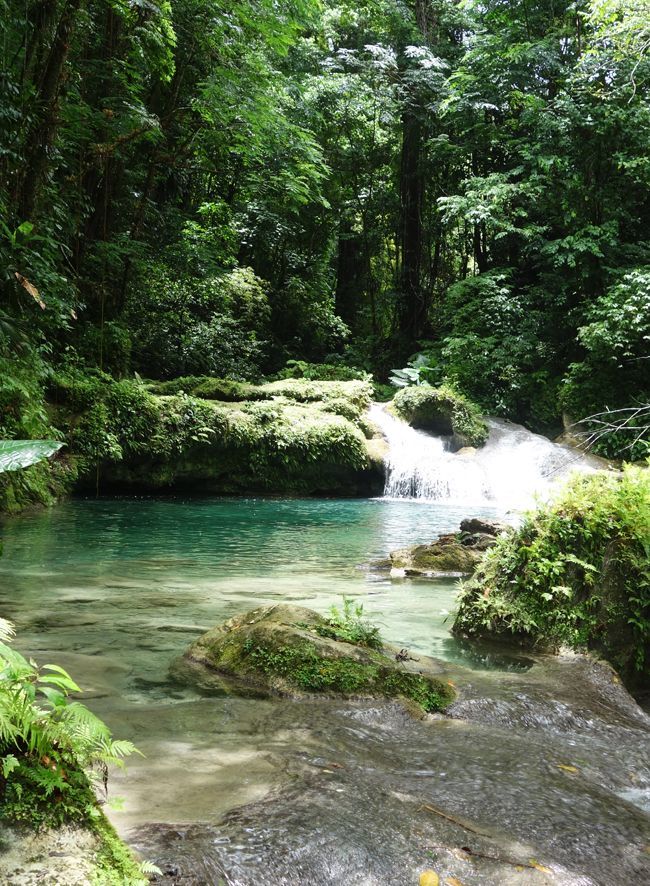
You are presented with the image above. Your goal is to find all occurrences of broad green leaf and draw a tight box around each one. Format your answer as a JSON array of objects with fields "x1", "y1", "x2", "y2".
[{"x1": 0, "y1": 440, "x2": 64, "y2": 474}]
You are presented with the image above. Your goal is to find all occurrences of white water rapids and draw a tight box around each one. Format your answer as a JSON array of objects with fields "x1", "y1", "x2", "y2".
[{"x1": 369, "y1": 403, "x2": 602, "y2": 510}]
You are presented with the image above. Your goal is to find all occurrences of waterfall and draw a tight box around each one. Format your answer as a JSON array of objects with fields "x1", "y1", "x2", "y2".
[{"x1": 369, "y1": 403, "x2": 601, "y2": 509}]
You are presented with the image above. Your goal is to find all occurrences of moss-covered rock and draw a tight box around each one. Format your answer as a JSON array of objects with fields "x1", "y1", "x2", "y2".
[
  {"x1": 146, "y1": 376, "x2": 261, "y2": 402},
  {"x1": 390, "y1": 519, "x2": 507, "y2": 576},
  {"x1": 453, "y1": 467, "x2": 650, "y2": 691},
  {"x1": 0, "y1": 456, "x2": 77, "y2": 515},
  {"x1": 391, "y1": 384, "x2": 488, "y2": 449},
  {"x1": 183, "y1": 604, "x2": 455, "y2": 713},
  {"x1": 48, "y1": 371, "x2": 382, "y2": 496},
  {"x1": 392, "y1": 538, "x2": 482, "y2": 576}
]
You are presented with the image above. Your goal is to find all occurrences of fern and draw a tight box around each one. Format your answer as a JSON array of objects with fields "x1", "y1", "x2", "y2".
[{"x1": 0, "y1": 623, "x2": 139, "y2": 827}]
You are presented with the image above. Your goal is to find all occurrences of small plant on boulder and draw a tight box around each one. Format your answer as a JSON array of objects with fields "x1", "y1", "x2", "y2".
[{"x1": 314, "y1": 597, "x2": 383, "y2": 650}]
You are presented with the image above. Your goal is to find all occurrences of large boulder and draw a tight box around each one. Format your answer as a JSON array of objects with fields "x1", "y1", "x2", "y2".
[
  {"x1": 390, "y1": 520, "x2": 508, "y2": 576},
  {"x1": 453, "y1": 467, "x2": 650, "y2": 692},
  {"x1": 390, "y1": 384, "x2": 488, "y2": 449},
  {"x1": 181, "y1": 605, "x2": 455, "y2": 714}
]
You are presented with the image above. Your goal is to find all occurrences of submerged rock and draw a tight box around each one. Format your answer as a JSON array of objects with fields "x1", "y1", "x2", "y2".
[
  {"x1": 182, "y1": 604, "x2": 455, "y2": 713},
  {"x1": 390, "y1": 519, "x2": 508, "y2": 576}
]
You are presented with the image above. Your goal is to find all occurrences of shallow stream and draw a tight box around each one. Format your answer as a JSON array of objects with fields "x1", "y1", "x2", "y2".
[{"x1": 0, "y1": 497, "x2": 648, "y2": 885}]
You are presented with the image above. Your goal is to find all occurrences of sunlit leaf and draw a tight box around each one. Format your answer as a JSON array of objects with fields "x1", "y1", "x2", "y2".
[{"x1": 0, "y1": 440, "x2": 64, "y2": 474}]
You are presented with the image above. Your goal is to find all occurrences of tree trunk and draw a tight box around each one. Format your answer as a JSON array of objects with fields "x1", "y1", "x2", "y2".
[
  {"x1": 19, "y1": 0, "x2": 83, "y2": 219},
  {"x1": 396, "y1": 110, "x2": 426, "y2": 349}
]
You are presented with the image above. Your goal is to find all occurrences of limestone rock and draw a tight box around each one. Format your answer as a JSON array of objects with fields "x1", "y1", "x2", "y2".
[
  {"x1": 389, "y1": 519, "x2": 508, "y2": 576},
  {"x1": 181, "y1": 604, "x2": 454, "y2": 713}
]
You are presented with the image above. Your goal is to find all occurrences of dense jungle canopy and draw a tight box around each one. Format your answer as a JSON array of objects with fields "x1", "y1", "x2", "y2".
[{"x1": 1, "y1": 0, "x2": 649, "y2": 455}]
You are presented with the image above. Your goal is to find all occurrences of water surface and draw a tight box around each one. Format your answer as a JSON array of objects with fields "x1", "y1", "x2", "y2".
[{"x1": 1, "y1": 497, "x2": 648, "y2": 885}]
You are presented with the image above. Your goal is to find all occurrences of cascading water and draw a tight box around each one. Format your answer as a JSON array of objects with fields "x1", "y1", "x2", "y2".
[{"x1": 369, "y1": 402, "x2": 602, "y2": 509}]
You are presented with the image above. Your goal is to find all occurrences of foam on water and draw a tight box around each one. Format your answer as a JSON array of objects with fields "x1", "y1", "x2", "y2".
[{"x1": 369, "y1": 403, "x2": 600, "y2": 509}]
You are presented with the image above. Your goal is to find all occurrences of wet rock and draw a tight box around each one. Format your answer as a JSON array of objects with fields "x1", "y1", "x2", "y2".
[
  {"x1": 390, "y1": 520, "x2": 508, "y2": 576},
  {"x1": 391, "y1": 537, "x2": 481, "y2": 575},
  {"x1": 390, "y1": 520, "x2": 509, "y2": 576},
  {"x1": 181, "y1": 604, "x2": 454, "y2": 713},
  {"x1": 459, "y1": 517, "x2": 504, "y2": 536},
  {"x1": 0, "y1": 824, "x2": 116, "y2": 886}
]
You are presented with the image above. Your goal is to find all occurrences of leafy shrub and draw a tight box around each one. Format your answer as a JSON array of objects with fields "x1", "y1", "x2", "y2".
[
  {"x1": 124, "y1": 263, "x2": 270, "y2": 379},
  {"x1": 314, "y1": 597, "x2": 383, "y2": 650},
  {"x1": 275, "y1": 360, "x2": 370, "y2": 382},
  {"x1": 0, "y1": 352, "x2": 52, "y2": 440},
  {"x1": 561, "y1": 268, "x2": 650, "y2": 460},
  {"x1": 453, "y1": 466, "x2": 650, "y2": 688},
  {"x1": 74, "y1": 322, "x2": 133, "y2": 378},
  {"x1": 269, "y1": 275, "x2": 350, "y2": 363},
  {"x1": 389, "y1": 354, "x2": 437, "y2": 388},
  {"x1": 431, "y1": 271, "x2": 562, "y2": 428},
  {"x1": 51, "y1": 371, "x2": 161, "y2": 464}
]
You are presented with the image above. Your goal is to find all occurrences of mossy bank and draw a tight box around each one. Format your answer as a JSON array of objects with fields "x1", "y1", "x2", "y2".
[
  {"x1": 181, "y1": 604, "x2": 455, "y2": 714},
  {"x1": 453, "y1": 466, "x2": 650, "y2": 691},
  {"x1": 46, "y1": 371, "x2": 384, "y2": 497}
]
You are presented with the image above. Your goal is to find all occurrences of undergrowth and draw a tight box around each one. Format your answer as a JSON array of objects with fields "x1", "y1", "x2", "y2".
[
  {"x1": 453, "y1": 466, "x2": 650, "y2": 687},
  {"x1": 312, "y1": 597, "x2": 383, "y2": 650},
  {"x1": 0, "y1": 619, "x2": 138, "y2": 830}
]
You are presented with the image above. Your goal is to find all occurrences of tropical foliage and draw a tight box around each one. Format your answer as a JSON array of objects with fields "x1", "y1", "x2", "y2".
[
  {"x1": 0, "y1": 0, "x2": 647, "y2": 457},
  {"x1": 454, "y1": 466, "x2": 650, "y2": 687},
  {"x1": 0, "y1": 620, "x2": 137, "y2": 828}
]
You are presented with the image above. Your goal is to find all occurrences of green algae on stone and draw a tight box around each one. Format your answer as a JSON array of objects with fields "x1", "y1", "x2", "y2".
[
  {"x1": 183, "y1": 605, "x2": 455, "y2": 713},
  {"x1": 48, "y1": 371, "x2": 382, "y2": 496},
  {"x1": 390, "y1": 520, "x2": 506, "y2": 576}
]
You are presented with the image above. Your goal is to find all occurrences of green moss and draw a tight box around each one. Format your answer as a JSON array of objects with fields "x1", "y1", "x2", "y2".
[
  {"x1": 146, "y1": 376, "x2": 260, "y2": 401},
  {"x1": 187, "y1": 606, "x2": 456, "y2": 712},
  {"x1": 392, "y1": 540, "x2": 481, "y2": 574},
  {"x1": 453, "y1": 466, "x2": 650, "y2": 688},
  {"x1": 0, "y1": 456, "x2": 77, "y2": 514},
  {"x1": 49, "y1": 369, "x2": 378, "y2": 495},
  {"x1": 391, "y1": 384, "x2": 488, "y2": 448},
  {"x1": 239, "y1": 638, "x2": 452, "y2": 711},
  {"x1": 203, "y1": 627, "x2": 453, "y2": 712},
  {"x1": 90, "y1": 816, "x2": 148, "y2": 885}
]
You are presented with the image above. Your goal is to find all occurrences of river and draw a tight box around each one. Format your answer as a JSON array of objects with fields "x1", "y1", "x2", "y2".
[{"x1": 0, "y1": 495, "x2": 648, "y2": 884}]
